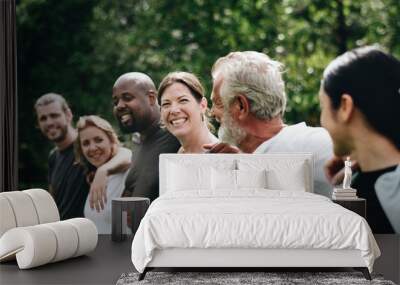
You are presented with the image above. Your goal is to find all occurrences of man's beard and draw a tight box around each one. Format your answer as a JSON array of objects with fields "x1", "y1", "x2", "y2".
[
  {"x1": 219, "y1": 111, "x2": 247, "y2": 147},
  {"x1": 47, "y1": 125, "x2": 68, "y2": 143},
  {"x1": 117, "y1": 112, "x2": 151, "y2": 134}
]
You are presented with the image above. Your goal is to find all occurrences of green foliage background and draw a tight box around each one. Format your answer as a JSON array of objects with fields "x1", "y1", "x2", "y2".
[{"x1": 17, "y1": 0, "x2": 400, "y2": 189}]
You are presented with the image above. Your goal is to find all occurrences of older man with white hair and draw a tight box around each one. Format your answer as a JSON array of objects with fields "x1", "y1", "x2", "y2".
[{"x1": 205, "y1": 51, "x2": 333, "y2": 197}]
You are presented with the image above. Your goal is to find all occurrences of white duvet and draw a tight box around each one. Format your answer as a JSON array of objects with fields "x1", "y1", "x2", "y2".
[{"x1": 131, "y1": 190, "x2": 380, "y2": 273}]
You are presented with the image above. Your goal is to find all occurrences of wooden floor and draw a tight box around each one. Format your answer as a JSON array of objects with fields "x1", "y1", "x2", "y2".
[{"x1": 0, "y1": 235, "x2": 398, "y2": 284}]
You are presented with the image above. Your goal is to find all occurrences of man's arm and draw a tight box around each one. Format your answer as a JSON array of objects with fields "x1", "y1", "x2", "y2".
[
  {"x1": 203, "y1": 143, "x2": 240, "y2": 153},
  {"x1": 103, "y1": 147, "x2": 132, "y2": 175},
  {"x1": 89, "y1": 147, "x2": 132, "y2": 212}
]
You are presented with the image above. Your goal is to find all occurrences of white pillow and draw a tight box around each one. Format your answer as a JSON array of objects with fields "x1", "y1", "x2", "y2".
[
  {"x1": 236, "y1": 169, "x2": 268, "y2": 189},
  {"x1": 266, "y1": 164, "x2": 307, "y2": 191},
  {"x1": 212, "y1": 168, "x2": 237, "y2": 190},
  {"x1": 167, "y1": 162, "x2": 211, "y2": 191},
  {"x1": 211, "y1": 169, "x2": 268, "y2": 191},
  {"x1": 237, "y1": 159, "x2": 309, "y2": 191}
]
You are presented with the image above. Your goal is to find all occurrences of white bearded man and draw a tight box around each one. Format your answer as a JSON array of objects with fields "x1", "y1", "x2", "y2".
[{"x1": 205, "y1": 51, "x2": 333, "y2": 197}]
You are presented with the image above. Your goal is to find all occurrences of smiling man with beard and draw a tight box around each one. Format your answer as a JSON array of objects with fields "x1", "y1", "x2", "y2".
[
  {"x1": 107, "y1": 72, "x2": 180, "y2": 203},
  {"x1": 205, "y1": 51, "x2": 334, "y2": 197},
  {"x1": 35, "y1": 93, "x2": 89, "y2": 219}
]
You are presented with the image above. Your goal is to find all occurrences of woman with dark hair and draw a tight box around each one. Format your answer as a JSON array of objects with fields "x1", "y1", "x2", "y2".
[
  {"x1": 158, "y1": 72, "x2": 219, "y2": 153},
  {"x1": 319, "y1": 45, "x2": 400, "y2": 233},
  {"x1": 75, "y1": 115, "x2": 131, "y2": 233}
]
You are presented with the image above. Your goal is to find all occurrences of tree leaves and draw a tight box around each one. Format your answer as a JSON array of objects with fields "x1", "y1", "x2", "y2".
[{"x1": 17, "y1": 0, "x2": 400, "y2": 188}]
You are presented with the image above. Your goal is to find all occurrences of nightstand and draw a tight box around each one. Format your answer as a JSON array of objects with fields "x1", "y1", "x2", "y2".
[{"x1": 332, "y1": 198, "x2": 366, "y2": 218}]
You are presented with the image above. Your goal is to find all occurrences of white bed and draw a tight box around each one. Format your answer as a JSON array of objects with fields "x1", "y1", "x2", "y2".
[{"x1": 131, "y1": 154, "x2": 380, "y2": 280}]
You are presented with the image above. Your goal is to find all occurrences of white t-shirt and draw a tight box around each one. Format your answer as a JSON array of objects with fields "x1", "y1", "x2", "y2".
[
  {"x1": 84, "y1": 170, "x2": 129, "y2": 234},
  {"x1": 253, "y1": 122, "x2": 334, "y2": 197}
]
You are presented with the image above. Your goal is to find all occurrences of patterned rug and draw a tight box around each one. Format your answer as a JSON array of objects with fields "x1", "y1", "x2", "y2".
[{"x1": 116, "y1": 271, "x2": 396, "y2": 285}]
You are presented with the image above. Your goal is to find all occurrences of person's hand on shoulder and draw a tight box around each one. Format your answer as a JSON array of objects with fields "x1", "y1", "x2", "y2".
[
  {"x1": 89, "y1": 147, "x2": 132, "y2": 212},
  {"x1": 89, "y1": 167, "x2": 108, "y2": 212},
  {"x1": 203, "y1": 143, "x2": 240, "y2": 153}
]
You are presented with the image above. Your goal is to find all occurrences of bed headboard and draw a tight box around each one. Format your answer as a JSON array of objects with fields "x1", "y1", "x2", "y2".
[{"x1": 159, "y1": 153, "x2": 314, "y2": 195}]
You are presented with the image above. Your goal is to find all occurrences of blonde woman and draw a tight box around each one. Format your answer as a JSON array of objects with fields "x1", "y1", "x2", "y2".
[
  {"x1": 75, "y1": 115, "x2": 131, "y2": 234},
  {"x1": 158, "y1": 72, "x2": 218, "y2": 153}
]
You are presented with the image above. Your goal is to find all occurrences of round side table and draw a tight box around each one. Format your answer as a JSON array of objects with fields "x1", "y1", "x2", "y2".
[{"x1": 111, "y1": 197, "x2": 150, "y2": 242}]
